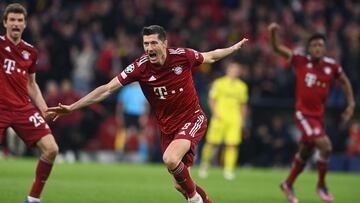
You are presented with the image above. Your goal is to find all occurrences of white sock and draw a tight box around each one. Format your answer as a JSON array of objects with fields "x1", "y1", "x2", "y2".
[{"x1": 27, "y1": 196, "x2": 40, "y2": 202}]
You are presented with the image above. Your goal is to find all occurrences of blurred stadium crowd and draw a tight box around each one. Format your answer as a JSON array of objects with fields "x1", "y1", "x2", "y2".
[{"x1": 1, "y1": 0, "x2": 359, "y2": 169}]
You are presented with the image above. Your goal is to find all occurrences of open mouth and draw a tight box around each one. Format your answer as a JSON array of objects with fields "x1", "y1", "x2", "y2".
[{"x1": 148, "y1": 52, "x2": 157, "y2": 60}]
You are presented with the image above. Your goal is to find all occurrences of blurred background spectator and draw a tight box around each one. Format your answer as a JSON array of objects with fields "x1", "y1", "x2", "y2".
[
  {"x1": 116, "y1": 82, "x2": 150, "y2": 163},
  {"x1": 347, "y1": 121, "x2": 360, "y2": 156}
]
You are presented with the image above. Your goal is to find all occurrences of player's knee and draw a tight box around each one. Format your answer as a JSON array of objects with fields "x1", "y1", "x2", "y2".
[
  {"x1": 163, "y1": 154, "x2": 180, "y2": 169},
  {"x1": 43, "y1": 144, "x2": 59, "y2": 160}
]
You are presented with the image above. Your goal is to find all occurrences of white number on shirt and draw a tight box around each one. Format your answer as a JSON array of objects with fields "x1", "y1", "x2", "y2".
[
  {"x1": 181, "y1": 122, "x2": 192, "y2": 130},
  {"x1": 29, "y1": 112, "x2": 45, "y2": 127}
]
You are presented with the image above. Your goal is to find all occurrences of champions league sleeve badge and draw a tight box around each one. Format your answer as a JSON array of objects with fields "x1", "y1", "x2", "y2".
[{"x1": 124, "y1": 64, "x2": 135, "y2": 73}]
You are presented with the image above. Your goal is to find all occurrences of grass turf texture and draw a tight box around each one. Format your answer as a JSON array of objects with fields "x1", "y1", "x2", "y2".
[{"x1": 0, "y1": 158, "x2": 359, "y2": 203}]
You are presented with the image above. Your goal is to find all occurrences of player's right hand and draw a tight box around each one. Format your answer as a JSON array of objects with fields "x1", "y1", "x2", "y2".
[
  {"x1": 46, "y1": 103, "x2": 73, "y2": 121},
  {"x1": 233, "y1": 38, "x2": 249, "y2": 50},
  {"x1": 42, "y1": 111, "x2": 57, "y2": 122},
  {"x1": 268, "y1": 22, "x2": 280, "y2": 32}
]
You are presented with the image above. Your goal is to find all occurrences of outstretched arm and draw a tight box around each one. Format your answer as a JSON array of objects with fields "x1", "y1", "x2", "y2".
[
  {"x1": 338, "y1": 72, "x2": 356, "y2": 124},
  {"x1": 268, "y1": 22, "x2": 292, "y2": 59},
  {"x1": 201, "y1": 38, "x2": 248, "y2": 64},
  {"x1": 47, "y1": 77, "x2": 122, "y2": 120}
]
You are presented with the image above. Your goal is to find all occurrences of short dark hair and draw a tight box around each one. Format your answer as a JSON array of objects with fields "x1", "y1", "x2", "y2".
[
  {"x1": 307, "y1": 33, "x2": 326, "y2": 46},
  {"x1": 3, "y1": 3, "x2": 27, "y2": 21},
  {"x1": 142, "y1": 25, "x2": 166, "y2": 41}
]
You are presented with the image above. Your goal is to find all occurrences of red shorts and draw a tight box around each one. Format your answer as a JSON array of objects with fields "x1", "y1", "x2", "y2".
[
  {"x1": 0, "y1": 107, "x2": 52, "y2": 148},
  {"x1": 160, "y1": 112, "x2": 208, "y2": 167},
  {"x1": 295, "y1": 111, "x2": 326, "y2": 143}
]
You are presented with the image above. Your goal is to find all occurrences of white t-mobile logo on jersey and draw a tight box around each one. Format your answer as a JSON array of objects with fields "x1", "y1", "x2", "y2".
[
  {"x1": 305, "y1": 73, "x2": 317, "y2": 87},
  {"x1": 3, "y1": 58, "x2": 16, "y2": 74},
  {"x1": 154, "y1": 86, "x2": 168, "y2": 99}
]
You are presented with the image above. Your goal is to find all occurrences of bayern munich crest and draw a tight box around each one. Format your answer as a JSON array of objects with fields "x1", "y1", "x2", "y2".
[
  {"x1": 22, "y1": 51, "x2": 30, "y2": 60},
  {"x1": 324, "y1": 67, "x2": 332, "y2": 75},
  {"x1": 173, "y1": 66, "x2": 183, "y2": 75}
]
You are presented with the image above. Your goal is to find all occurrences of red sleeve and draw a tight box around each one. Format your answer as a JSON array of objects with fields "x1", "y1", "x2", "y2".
[
  {"x1": 117, "y1": 56, "x2": 146, "y2": 86},
  {"x1": 334, "y1": 64, "x2": 343, "y2": 78},
  {"x1": 29, "y1": 49, "x2": 38, "y2": 73},
  {"x1": 185, "y1": 48, "x2": 204, "y2": 67},
  {"x1": 289, "y1": 52, "x2": 303, "y2": 68}
]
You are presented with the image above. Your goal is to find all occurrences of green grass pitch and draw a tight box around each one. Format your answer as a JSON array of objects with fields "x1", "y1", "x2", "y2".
[{"x1": 0, "y1": 158, "x2": 359, "y2": 203}]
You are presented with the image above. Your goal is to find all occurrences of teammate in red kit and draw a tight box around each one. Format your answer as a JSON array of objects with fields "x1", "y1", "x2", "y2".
[
  {"x1": 268, "y1": 22, "x2": 355, "y2": 203},
  {"x1": 0, "y1": 4, "x2": 59, "y2": 203},
  {"x1": 48, "y1": 25, "x2": 248, "y2": 203}
]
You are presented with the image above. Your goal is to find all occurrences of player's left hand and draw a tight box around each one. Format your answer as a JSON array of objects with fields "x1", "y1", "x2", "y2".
[
  {"x1": 233, "y1": 38, "x2": 249, "y2": 51},
  {"x1": 341, "y1": 105, "x2": 355, "y2": 125},
  {"x1": 268, "y1": 22, "x2": 280, "y2": 32}
]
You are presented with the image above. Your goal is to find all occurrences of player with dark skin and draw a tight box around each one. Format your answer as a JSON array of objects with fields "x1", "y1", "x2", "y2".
[{"x1": 269, "y1": 22, "x2": 355, "y2": 203}]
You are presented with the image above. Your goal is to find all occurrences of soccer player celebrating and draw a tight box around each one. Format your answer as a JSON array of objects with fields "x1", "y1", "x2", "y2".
[
  {"x1": 199, "y1": 62, "x2": 248, "y2": 180},
  {"x1": 48, "y1": 25, "x2": 248, "y2": 203},
  {"x1": 0, "y1": 3, "x2": 59, "y2": 203},
  {"x1": 268, "y1": 22, "x2": 355, "y2": 203}
]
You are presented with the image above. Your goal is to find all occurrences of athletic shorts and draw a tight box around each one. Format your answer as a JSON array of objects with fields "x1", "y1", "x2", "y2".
[
  {"x1": 123, "y1": 113, "x2": 141, "y2": 129},
  {"x1": 206, "y1": 117, "x2": 242, "y2": 145},
  {"x1": 0, "y1": 107, "x2": 52, "y2": 148},
  {"x1": 295, "y1": 111, "x2": 326, "y2": 143},
  {"x1": 160, "y1": 112, "x2": 208, "y2": 167}
]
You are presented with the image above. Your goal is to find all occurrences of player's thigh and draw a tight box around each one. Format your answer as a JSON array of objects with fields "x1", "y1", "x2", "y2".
[
  {"x1": 206, "y1": 118, "x2": 225, "y2": 145},
  {"x1": 12, "y1": 109, "x2": 52, "y2": 148},
  {"x1": 0, "y1": 111, "x2": 12, "y2": 143},
  {"x1": 314, "y1": 136, "x2": 332, "y2": 156},
  {"x1": 224, "y1": 122, "x2": 241, "y2": 146}
]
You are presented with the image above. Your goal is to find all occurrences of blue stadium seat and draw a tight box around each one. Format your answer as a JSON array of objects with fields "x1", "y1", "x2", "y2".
[
  {"x1": 329, "y1": 154, "x2": 348, "y2": 171},
  {"x1": 349, "y1": 155, "x2": 360, "y2": 172}
]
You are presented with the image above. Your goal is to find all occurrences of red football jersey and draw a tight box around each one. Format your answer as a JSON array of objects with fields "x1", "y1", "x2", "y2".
[
  {"x1": 0, "y1": 36, "x2": 38, "y2": 111},
  {"x1": 289, "y1": 53, "x2": 342, "y2": 117},
  {"x1": 117, "y1": 48, "x2": 204, "y2": 134}
]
